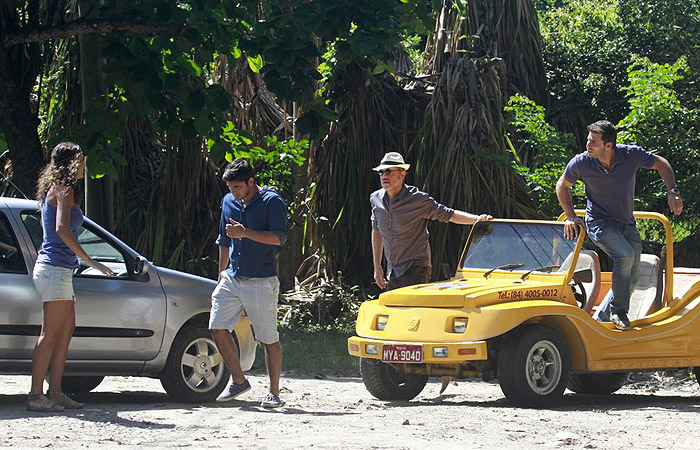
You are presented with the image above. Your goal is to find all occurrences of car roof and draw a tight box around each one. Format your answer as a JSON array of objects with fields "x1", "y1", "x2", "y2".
[{"x1": 0, "y1": 196, "x2": 39, "y2": 210}]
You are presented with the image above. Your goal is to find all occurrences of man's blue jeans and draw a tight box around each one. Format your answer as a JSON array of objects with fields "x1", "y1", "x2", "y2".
[{"x1": 587, "y1": 219, "x2": 642, "y2": 320}]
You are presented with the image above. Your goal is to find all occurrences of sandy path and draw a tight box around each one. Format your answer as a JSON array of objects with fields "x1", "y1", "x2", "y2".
[{"x1": 1, "y1": 372, "x2": 699, "y2": 449}]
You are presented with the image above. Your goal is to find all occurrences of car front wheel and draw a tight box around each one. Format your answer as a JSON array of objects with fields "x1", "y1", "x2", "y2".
[
  {"x1": 497, "y1": 325, "x2": 571, "y2": 407},
  {"x1": 160, "y1": 324, "x2": 230, "y2": 403},
  {"x1": 360, "y1": 358, "x2": 428, "y2": 400}
]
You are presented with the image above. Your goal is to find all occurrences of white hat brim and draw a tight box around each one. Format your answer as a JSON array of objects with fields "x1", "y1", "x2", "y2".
[{"x1": 373, "y1": 163, "x2": 410, "y2": 171}]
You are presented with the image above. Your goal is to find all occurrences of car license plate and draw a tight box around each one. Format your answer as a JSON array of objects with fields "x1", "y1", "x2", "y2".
[{"x1": 381, "y1": 344, "x2": 423, "y2": 363}]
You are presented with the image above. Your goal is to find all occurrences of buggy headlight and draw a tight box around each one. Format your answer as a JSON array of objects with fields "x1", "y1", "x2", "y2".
[
  {"x1": 433, "y1": 346, "x2": 448, "y2": 358},
  {"x1": 453, "y1": 317, "x2": 468, "y2": 333},
  {"x1": 375, "y1": 315, "x2": 389, "y2": 331}
]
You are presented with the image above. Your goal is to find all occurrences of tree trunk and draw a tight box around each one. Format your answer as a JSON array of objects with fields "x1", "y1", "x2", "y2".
[
  {"x1": 0, "y1": 40, "x2": 44, "y2": 198},
  {"x1": 78, "y1": 3, "x2": 114, "y2": 229}
]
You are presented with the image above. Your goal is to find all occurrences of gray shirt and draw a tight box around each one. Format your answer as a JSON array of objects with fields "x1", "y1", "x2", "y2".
[
  {"x1": 564, "y1": 144, "x2": 655, "y2": 225},
  {"x1": 370, "y1": 184, "x2": 454, "y2": 278}
]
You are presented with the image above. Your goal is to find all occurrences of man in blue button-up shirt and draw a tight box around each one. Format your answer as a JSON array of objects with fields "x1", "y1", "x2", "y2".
[
  {"x1": 209, "y1": 159, "x2": 288, "y2": 408},
  {"x1": 556, "y1": 120, "x2": 683, "y2": 330}
]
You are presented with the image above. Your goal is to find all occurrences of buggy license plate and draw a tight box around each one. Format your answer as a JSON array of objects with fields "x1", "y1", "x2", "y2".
[{"x1": 381, "y1": 344, "x2": 423, "y2": 363}]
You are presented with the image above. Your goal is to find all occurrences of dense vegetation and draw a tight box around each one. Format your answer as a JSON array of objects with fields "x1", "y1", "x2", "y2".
[
  {"x1": 2, "y1": 0, "x2": 699, "y2": 325},
  {"x1": 528, "y1": 0, "x2": 700, "y2": 263}
]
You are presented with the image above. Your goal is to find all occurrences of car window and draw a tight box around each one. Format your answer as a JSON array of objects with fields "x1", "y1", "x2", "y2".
[
  {"x1": 21, "y1": 211, "x2": 43, "y2": 251},
  {"x1": 0, "y1": 212, "x2": 26, "y2": 274},
  {"x1": 75, "y1": 226, "x2": 128, "y2": 277},
  {"x1": 21, "y1": 212, "x2": 129, "y2": 278}
]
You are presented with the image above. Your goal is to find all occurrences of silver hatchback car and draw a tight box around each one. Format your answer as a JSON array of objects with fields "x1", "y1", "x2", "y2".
[{"x1": 0, "y1": 197, "x2": 255, "y2": 402}]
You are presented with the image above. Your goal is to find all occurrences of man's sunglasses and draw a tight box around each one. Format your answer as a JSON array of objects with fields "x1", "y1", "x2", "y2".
[{"x1": 376, "y1": 169, "x2": 403, "y2": 176}]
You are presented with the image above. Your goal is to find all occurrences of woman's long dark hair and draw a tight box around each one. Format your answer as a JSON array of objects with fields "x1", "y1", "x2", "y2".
[{"x1": 36, "y1": 142, "x2": 84, "y2": 205}]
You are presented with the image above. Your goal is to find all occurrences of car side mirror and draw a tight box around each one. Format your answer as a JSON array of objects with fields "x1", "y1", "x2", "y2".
[
  {"x1": 134, "y1": 255, "x2": 149, "y2": 276},
  {"x1": 573, "y1": 268, "x2": 592, "y2": 284}
]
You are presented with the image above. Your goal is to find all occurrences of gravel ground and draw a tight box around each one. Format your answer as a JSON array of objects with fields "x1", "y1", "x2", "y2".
[{"x1": 1, "y1": 371, "x2": 700, "y2": 450}]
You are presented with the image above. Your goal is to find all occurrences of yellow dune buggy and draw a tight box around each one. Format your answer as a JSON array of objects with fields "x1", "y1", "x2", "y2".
[{"x1": 348, "y1": 212, "x2": 700, "y2": 406}]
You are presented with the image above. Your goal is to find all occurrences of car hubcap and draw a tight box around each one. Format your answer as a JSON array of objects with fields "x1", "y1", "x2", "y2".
[
  {"x1": 525, "y1": 340, "x2": 562, "y2": 395},
  {"x1": 180, "y1": 337, "x2": 225, "y2": 393}
]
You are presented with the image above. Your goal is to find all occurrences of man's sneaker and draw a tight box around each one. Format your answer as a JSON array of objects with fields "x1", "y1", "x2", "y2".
[
  {"x1": 610, "y1": 310, "x2": 632, "y2": 331},
  {"x1": 216, "y1": 379, "x2": 251, "y2": 402},
  {"x1": 260, "y1": 392, "x2": 285, "y2": 408}
]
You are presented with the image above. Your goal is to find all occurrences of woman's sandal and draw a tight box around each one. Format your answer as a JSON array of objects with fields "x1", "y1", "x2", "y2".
[
  {"x1": 26, "y1": 394, "x2": 64, "y2": 412},
  {"x1": 49, "y1": 391, "x2": 84, "y2": 409}
]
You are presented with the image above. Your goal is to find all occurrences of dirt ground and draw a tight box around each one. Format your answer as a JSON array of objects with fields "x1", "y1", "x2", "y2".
[{"x1": 1, "y1": 371, "x2": 700, "y2": 450}]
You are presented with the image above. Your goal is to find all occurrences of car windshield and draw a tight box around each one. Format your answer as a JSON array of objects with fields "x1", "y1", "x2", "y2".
[{"x1": 461, "y1": 221, "x2": 576, "y2": 274}]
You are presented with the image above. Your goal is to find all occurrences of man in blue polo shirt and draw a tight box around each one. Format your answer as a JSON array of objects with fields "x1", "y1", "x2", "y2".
[
  {"x1": 556, "y1": 120, "x2": 683, "y2": 330},
  {"x1": 209, "y1": 158, "x2": 287, "y2": 407}
]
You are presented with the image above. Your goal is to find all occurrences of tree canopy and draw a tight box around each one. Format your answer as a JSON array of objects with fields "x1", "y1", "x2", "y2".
[{"x1": 2, "y1": 0, "x2": 699, "y2": 288}]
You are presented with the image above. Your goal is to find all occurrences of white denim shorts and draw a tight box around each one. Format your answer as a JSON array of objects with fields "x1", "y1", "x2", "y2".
[
  {"x1": 209, "y1": 271, "x2": 280, "y2": 344},
  {"x1": 32, "y1": 262, "x2": 75, "y2": 302}
]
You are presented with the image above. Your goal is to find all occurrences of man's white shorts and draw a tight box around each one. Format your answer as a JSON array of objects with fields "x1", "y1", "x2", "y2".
[{"x1": 209, "y1": 271, "x2": 280, "y2": 344}]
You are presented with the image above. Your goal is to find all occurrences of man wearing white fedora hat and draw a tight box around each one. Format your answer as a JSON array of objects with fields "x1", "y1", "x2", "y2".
[{"x1": 370, "y1": 151, "x2": 493, "y2": 290}]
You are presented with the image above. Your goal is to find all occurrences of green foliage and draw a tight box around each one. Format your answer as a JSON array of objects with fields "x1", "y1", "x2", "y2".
[
  {"x1": 233, "y1": 135, "x2": 308, "y2": 203},
  {"x1": 212, "y1": 120, "x2": 307, "y2": 203},
  {"x1": 240, "y1": 0, "x2": 434, "y2": 137},
  {"x1": 616, "y1": 56, "x2": 700, "y2": 227},
  {"x1": 537, "y1": 0, "x2": 629, "y2": 124},
  {"x1": 617, "y1": 56, "x2": 688, "y2": 143},
  {"x1": 29, "y1": 0, "x2": 259, "y2": 178},
  {"x1": 401, "y1": 34, "x2": 426, "y2": 72},
  {"x1": 505, "y1": 94, "x2": 581, "y2": 218},
  {"x1": 280, "y1": 277, "x2": 363, "y2": 333},
  {"x1": 536, "y1": 0, "x2": 700, "y2": 239},
  {"x1": 619, "y1": 0, "x2": 700, "y2": 71},
  {"x1": 252, "y1": 328, "x2": 359, "y2": 376},
  {"x1": 538, "y1": 0, "x2": 700, "y2": 131}
]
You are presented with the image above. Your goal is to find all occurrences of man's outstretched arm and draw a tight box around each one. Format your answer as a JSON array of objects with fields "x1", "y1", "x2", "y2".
[
  {"x1": 449, "y1": 211, "x2": 493, "y2": 225},
  {"x1": 652, "y1": 155, "x2": 683, "y2": 216}
]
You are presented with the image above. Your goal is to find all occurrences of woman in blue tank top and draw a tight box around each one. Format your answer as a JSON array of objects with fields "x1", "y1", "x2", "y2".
[{"x1": 28, "y1": 143, "x2": 114, "y2": 412}]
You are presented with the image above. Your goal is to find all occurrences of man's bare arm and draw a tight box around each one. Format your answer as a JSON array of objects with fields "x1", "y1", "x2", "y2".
[
  {"x1": 556, "y1": 174, "x2": 583, "y2": 240},
  {"x1": 372, "y1": 229, "x2": 386, "y2": 289},
  {"x1": 652, "y1": 155, "x2": 683, "y2": 216},
  {"x1": 449, "y1": 211, "x2": 493, "y2": 225}
]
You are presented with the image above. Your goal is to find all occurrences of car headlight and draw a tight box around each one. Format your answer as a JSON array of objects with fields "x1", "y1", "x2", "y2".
[
  {"x1": 375, "y1": 315, "x2": 389, "y2": 331},
  {"x1": 433, "y1": 346, "x2": 448, "y2": 358},
  {"x1": 453, "y1": 317, "x2": 468, "y2": 333},
  {"x1": 365, "y1": 344, "x2": 379, "y2": 355}
]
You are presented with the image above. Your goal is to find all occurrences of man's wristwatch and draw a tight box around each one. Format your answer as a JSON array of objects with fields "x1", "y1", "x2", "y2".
[{"x1": 668, "y1": 187, "x2": 681, "y2": 196}]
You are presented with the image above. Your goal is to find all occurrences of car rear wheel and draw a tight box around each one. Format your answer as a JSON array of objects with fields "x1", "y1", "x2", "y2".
[
  {"x1": 498, "y1": 325, "x2": 571, "y2": 407},
  {"x1": 360, "y1": 358, "x2": 428, "y2": 400},
  {"x1": 568, "y1": 372, "x2": 629, "y2": 394},
  {"x1": 61, "y1": 375, "x2": 105, "y2": 394},
  {"x1": 160, "y1": 324, "x2": 230, "y2": 403}
]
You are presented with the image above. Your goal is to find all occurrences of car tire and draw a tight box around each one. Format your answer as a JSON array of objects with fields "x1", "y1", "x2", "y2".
[
  {"x1": 360, "y1": 357, "x2": 428, "y2": 401},
  {"x1": 497, "y1": 325, "x2": 571, "y2": 407},
  {"x1": 61, "y1": 375, "x2": 105, "y2": 394},
  {"x1": 568, "y1": 372, "x2": 628, "y2": 395},
  {"x1": 159, "y1": 324, "x2": 231, "y2": 403}
]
